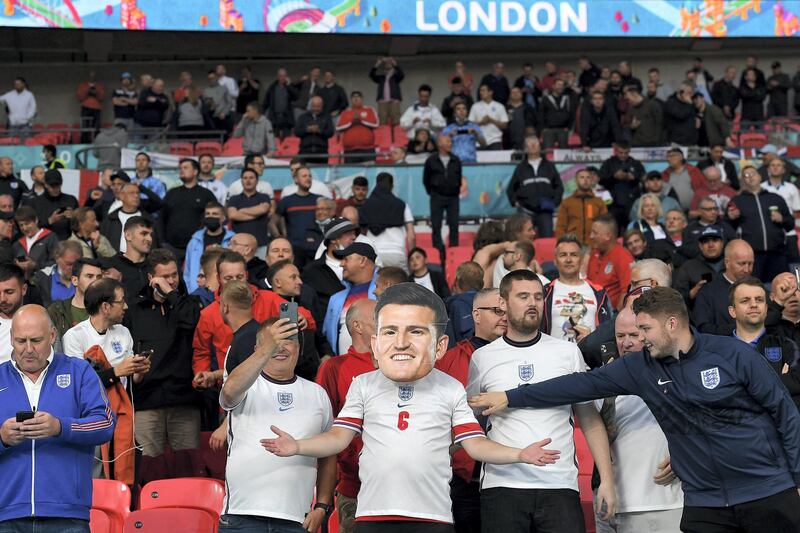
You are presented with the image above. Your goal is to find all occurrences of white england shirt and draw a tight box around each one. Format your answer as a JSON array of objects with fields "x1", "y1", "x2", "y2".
[
  {"x1": 467, "y1": 333, "x2": 586, "y2": 491},
  {"x1": 62, "y1": 319, "x2": 135, "y2": 387},
  {"x1": 334, "y1": 369, "x2": 483, "y2": 523},
  {"x1": 223, "y1": 374, "x2": 333, "y2": 523},
  {"x1": 597, "y1": 395, "x2": 683, "y2": 513}
]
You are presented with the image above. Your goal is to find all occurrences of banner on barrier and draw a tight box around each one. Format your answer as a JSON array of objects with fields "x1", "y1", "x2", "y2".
[{"x1": 0, "y1": 1, "x2": 794, "y2": 38}]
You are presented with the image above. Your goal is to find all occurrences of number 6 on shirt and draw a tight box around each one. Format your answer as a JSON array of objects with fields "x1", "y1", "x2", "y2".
[{"x1": 397, "y1": 411, "x2": 410, "y2": 431}]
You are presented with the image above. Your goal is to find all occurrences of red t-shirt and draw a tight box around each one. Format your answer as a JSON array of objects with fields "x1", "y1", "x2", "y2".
[
  {"x1": 315, "y1": 347, "x2": 375, "y2": 498},
  {"x1": 586, "y1": 245, "x2": 634, "y2": 310}
]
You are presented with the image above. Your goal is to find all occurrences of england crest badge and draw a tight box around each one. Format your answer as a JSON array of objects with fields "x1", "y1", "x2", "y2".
[
  {"x1": 277, "y1": 392, "x2": 293, "y2": 407},
  {"x1": 398, "y1": 385, "x2": 414, "y2": 401},
  {"x1": 56, "y1": 374, "x2": 71, "y2": 389},
  {"x1": 700, "y1": 367, "x2": 720, "y2": 389},
  {"x1": 111, "y1": 341, "x2": 123, "y2": 354},
  {"x1": 765, "y1": 347, "x2": 782, "y2": 362},
  {"x1": 518, "y1": 364, "x2": 534, "y2": 382}
]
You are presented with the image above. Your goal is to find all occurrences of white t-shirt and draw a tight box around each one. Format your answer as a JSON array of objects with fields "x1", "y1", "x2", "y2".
[
  {"x1": 116, "y1": 210, "x2": 141, "y2": 252},
  {"x1": 412, "y1": 272, "x2": 434, "y2": 292},
  {"x1": 281, "y1": 180, "x2": 331, "y2": 199},
  {"x1": 62, "y1": 319, "x2": 134, "y2": 367},
  {"x1": 325, "y1": 253, "x2": 344, "y2": 281},
  {"x1": 468, "y1": 100, "x2": 509, "y2": 145},
  {"x1": 467, "y1": 334, "x2": 586, "y2": 491},
  {"x1": 596, "y1": 395, "x2": 683, "y2": 513},
  {"x1": 492, "y1": 260, "x2": 549, "y2": 290},
  {"x1": 334, "y1": 369, "x2": 483, "y2": 523},
  {"x1": 0, "y1": 317, "x2": 12, "y2": 364},
  {"x1": 366, "y1": 204, "x2": 413, "y2": 262},
  {"x1": 200, "y1": 178, "x2": 229, "y2": 206},
  {"x1": 549, "y1": 280, "x2": 599, "y2": 343},
  {"x1": 227, "y1": 180, "x2": 274, "y2": 200},
  {"x1": 223, "y1": 374, "x2": 332, "y2": 523}
]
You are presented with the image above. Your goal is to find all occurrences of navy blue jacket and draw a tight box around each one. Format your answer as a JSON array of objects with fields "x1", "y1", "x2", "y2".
[
  {"x1": 506, "y1": 331, "x2": 800, "y2": 508},
  {"x1": 445, "y1": 290, "x2": 477, "y2": 349}
]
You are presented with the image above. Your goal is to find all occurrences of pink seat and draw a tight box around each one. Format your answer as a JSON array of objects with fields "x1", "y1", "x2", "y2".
[
  {"x1": 92, "y1": 479, "x2": 131, "y2": 533},
  {"x1": 139, "y1": 477, "x2": 225, "y2": 522},
  {"x1": 123, "y1": 508, "x2": 216, "y2": 533},
  {"x1": 90, "y1": 509, "x2": 112, "y2": 533}
]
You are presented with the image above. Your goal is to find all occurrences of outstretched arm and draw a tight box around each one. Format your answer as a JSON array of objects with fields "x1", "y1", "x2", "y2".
[
  {"x1": 575, "y1": 403, "x2": 616, "y2": 520},
  {"x1": 261, "y1": 425, "x2": 356, "y2": 458},
  {"x1": 461, "y1": 436, "x2": 560, "y2": 466}
]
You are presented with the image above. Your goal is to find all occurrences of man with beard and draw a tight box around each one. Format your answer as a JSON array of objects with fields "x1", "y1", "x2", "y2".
[
  {"x1": 0, "y1": 264, "x2": 28, "y2": 363},
  {"x1": 228, "y1": 168, "x2": 271, "y2": 258},
  {"x1": 436, "y1": 288, "x2": 508, "y2": 533},
  {"x1": 160, "y1": 158, "x2": 217, "y2": 262},
  {"x1": 467, "y1": 270, "x2": 616, "y2": 533},
  {"x1": 471, "y1": 287, "x2": 800, "y2": 533},
  {"x1": 263, "y1": 282, "x2": 560, "y2": 532}
]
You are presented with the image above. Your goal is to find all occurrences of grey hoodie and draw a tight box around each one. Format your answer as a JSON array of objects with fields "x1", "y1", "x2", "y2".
[{"x1": 233, "y1": 114, "x2": 275, "y2": 155}]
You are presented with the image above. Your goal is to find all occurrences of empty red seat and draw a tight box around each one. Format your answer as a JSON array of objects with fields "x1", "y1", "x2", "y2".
[
  {"x1": 46, "y1": 123, "x2": 70, "y2": 143},
  {"x1": 276, "y1": 136, "x2": 300, "y2": 157},
  {"x1": 533, "y1": 237, "x2": 556, "y2": 264},
  {"x1": 444, "y1": 246, "x2": 474, "y2": 286},
  {"x1": 139, "y1": 477, "x2": 225, "y2": 522},
  {"x1": 327, "y1": 135, "x2": 344, "y2": 165},
  {"x1": 196, "y1": 141, "x2": 223, "y2": 157},
  {"x1": 90, "y1": 509, "x2": 112, "y2": 533},
  {"x1": 374, "y1": 125, "x2": 392, "y2": 149},
  {"x1": 92, "y1": 479, "x2": 131, "y2": 533},
  {"x1": 392, "y1": 126, "x2": 408, "y2": 147},
  {"x1": 123, "y1": 508, "x2": 216, "y2": 533},
  {"x1": 169, "y1": 142, "x2": 194, "y2": 156},
  {"x1": 222, "y1": 136, "x2": 244, "y2": 156},
  {"x1": 738, "y1": 132, "x2": 767, "y2": 149}
]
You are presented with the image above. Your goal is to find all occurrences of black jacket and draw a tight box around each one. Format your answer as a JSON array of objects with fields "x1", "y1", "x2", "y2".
[
  {"x1": 680, "y1": 220, "x2": 737, "y2": 261},
  {"x1": 423, "y1": 153, "x2": 463, "y2": 197},
  {"x1": 29, "y1": 192, "x2": 79, "y2": 241},
  {"x1": 318, "y1": 84, "x2": 348, "y2": 117},
  {"x1": 369, "y1": 65, "x2": 404, "y2": 102},
  {"x1": 125, "y1": 285, "x2": 202, "y2": 411},
  {"x1": 739, "y1": 83, "x2": 766, "y2": 122},
  {"x1": 104, "y1": 253, "x2": 148, "y2": 299},
  {"x1": 693, "y1": 273, "x2": 734, "y2": 335},
  {"x1": 263, "y1": 81, "x2": 298, "y2": 128},
  {"x1": 664, "y1": 93, "x2": 697, "y2": 145},
  {"x1": 247, "y1": 257, "x2": 270, "y2": 288},
  {"x1": 579, "y1": 103, "x2": 621, "y2": 148},
  {"x1": 99, "y1": 210, "x2": 159, "y2": 253},
  {"x1": 539, "y1": 92, "x2": 573, "y2": 129},
  {"x1": 711, "y1": 80, "x2": 740, "y2": 119},
  {"x1": 727, "y1": 190, "x2": 793, "y2": 252},
  {"x1": 135, "y1": 89, "x2": 169, "y2": 127},
  {"x1": 672, "y1": 254, "x2": 724, "y2": 302},
  {"x1": 506, "y1": 158, "x2": 563, "y2": 214},
  {"x1": 750, "y1": 331, "x2": 800, "y2": 411},
  {"x1": 294, "y1": 112, "x2": 334, "y2": 154},
  {"x1": 479, "y1": 73, "x2": 510, "y2": 105},
  {"x1": 302, "y1": 256, "x2": 344, "y2": 315},
  {"x1": 697, "y1": 157, "x2": 740, "y2": 190},
  {"x1": 599, "y1": 156, "x2": 645, "y2": 211}
]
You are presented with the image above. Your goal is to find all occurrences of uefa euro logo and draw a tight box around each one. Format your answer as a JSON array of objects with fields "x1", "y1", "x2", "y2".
[
  {"x1": 700, "y1": 367, "x2": 720, "y2": 390},
  {"x1": 277, "y1": 392, "x2": 293, "y2": 407},
  {"x1": 398, "y1": 386, "x2": 414, "y2": 401},
  {"x1": 518, "y1": 364, "x2": 534, "y2": 382}
]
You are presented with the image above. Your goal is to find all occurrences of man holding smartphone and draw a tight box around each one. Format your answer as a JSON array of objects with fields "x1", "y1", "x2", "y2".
[{"x1": 672, "y1": 226, "x2": 725, "y2": 305}]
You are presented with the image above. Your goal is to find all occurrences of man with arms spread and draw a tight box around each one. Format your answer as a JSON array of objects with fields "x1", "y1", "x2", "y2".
[
  {"x1": 467, "y1": 269, "x2": 616, "y2": 533},
  {"x1": 471, "y1": 287, "x2": 800, "y2": 533},
  {"x1": 264, "y1": 282, "x2": 560, "y2": 532}
]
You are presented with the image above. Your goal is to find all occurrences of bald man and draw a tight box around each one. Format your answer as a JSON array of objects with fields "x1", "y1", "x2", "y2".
[
  {"x1": 0, "y1": 305, "x2": 114, "y2": 530},
  {"x1": 315, "y1": 298, "x2": 377, "y2": 533},
  {"x1": 230, "y1": 233, "x2": 269, "y2": 288},
  {"x1": 595, "y1": 309, "x2": 683, "y2": 533},
  {"x1": 296, "y1": 95, "x2": 334, "y2": 161},
  {"x1": 693, "y1": 239, "x2": 754, "y2": 335}
]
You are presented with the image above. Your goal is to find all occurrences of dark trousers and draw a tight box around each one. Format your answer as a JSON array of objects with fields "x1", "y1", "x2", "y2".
[
  {"x1": 753, "y1": 250, "x2": 789, "y2": 283},
  {"x1": 219, "y1": 514, "x2": 305, "y2": 532},
  {"x1": 532, "y1": 211, "x2": 555, "y2": 238},
  {"x1": 80, "y1": 107, "x2": 101, "y2": 143},
  {"x1": 0, "y1": 518, "x2": 89, "y2": 533},
  {"x1": 680, "y1": 487, "x2": 800, "y2": 533},
  {"x1": 542, "y1": 128, "x2": 569, "y2": 149},
  {"x1": 430, "y1": 193, "x2": 460, "y2": 250},
  {"x1": 355, "y1": 522, "x2": 455, "y2": 533},
  {"x1": 480, "y1": 487, "x2": 585, "y2": 533},
  {"x1": 451, "y1": 476, "x2": 481, "y2": 533}
]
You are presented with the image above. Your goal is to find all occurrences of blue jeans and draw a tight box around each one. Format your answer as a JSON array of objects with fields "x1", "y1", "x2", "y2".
[
  {"x1": 0, "y1": 517, "x2": 89, "y2": 533},
  {"x1": 219, "y1": 514, "x2": 306, "y2": 533}
]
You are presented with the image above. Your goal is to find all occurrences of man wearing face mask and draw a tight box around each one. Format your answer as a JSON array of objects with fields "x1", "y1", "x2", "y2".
[
  {"x1": 183, "y1": 202, "x2": 234, "y2": 294},
  {"x1": 227, "y1": 168, "x2": 271, "y2": 258}
]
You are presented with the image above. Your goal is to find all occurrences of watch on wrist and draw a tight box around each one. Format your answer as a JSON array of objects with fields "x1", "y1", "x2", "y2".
[{"x1": 313, "y1": 502, "x2": 333, "y2": 515}]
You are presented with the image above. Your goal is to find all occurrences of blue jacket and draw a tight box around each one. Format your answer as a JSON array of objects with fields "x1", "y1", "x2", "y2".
[
  {"x1": 183, "y1": 228, "x2": 235, "y2": 294},
  {"x1": 445, "y1": 290, "x2": 477, "y2": 349},
  {"x1": 0, "y1": 354, "x2": 115, "y2": 522},
  {"x1": 323, "y1": 270, "x2": 378, "y2": 352},
  {"x1": 506, "y1": 331, "x2": 800, "y2": 508}
]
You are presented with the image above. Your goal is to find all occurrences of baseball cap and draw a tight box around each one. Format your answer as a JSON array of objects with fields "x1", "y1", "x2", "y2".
[
  {"x1": 110, "y1": 170, "x2": 131, "y2": 183},
  {"x1": 44, "y1": 169, "x2": 63, "y2": 186},
  {"x1": 121, "y1": 72, "x2": 133, "y2": 79},
  {"x1": 698, "y1": 225, "x2": 724, "y2": 241},
  {"x1": 759, "y1": 144, "x2": 778, "y2": 155},
  {"x1": 333, "y1": 242, "x2": 377, "y2": 262},
  {"x1": 324, "y1": 217, "x2": 358, "y2": 241}
]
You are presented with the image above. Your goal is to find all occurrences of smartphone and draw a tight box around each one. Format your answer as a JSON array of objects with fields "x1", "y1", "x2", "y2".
[
  {"x1": 16, "y1": 411, "x2": 35, "y2": 423},
  {"x1": 795, "y1": 266, "x2": 800, "y2": 287},
  {"x1": 15, "y1": 255, "x2": 26, "y2": 262},
  {"x1": 55, "y1": 207, "x2": 66, "y2": 214},
  {"x1": 701, "y1": 273, "x2": 713, "y2": 283},
  {"x1": 140, "y1": 349, "x2": 154, "y2": 359},
  {"x1": 279, "y1": 302, "x2": 299, "y2": 341}
]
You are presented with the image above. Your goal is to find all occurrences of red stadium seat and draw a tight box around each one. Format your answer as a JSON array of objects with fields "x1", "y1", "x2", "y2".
[
  {"x1": 276, "y1": 136, "x2": 300, "y2": 157},
  {"x1": 327, "y1": 135, "x2": 344, "y2": 165},
  {"x1": 90, "y1": 509, "x2": 112, "y2": 533},
  {"x1": 139, "y1": 477, "x2": 225, "y2": 522},
  {"x1": 123, "y1": 508, "x2": 216, "y2": 533},
  {"x1": 328, "y1": 508, "x2": 340, "y2": 533},
  {"x1": 199, "y1": 431, "x2": 227, "y2": 480},
  {"x1": 416, "y1": 232, "x2": 433, "y2": 249},
  {"x1": 169, "y1": 142, "x2": 194, "y2": 156},
  {"x1": 575, "y1": 427, "x2": 596, "y2": 533},
  {"x1": 445, "y1": 246, "x2": 474, "y2": 286},
  {"x1": 71, "y1": 123, "x2": 82, "y2": 144},
  {"x1": 196, "y1": 141, "x2": 223, "y2": 157},
  {"x1": 92, "y1": 479, "x2": 131, "y2": 533},
  {"x1": 533, "y1": 237, "x2": 556, "y2": 264},
  {"x1": 222, "y1": 136, "x2": 243, "y2": 156},
  {"x1": 738, "y1": 132, "x2": 767, "y2": 149},
  {"x1": 568, "y1": 132, "x2": 582, "y2": 148},
  {"x1": 392, "y1": 126, "x2": 408, "y2": 147},
  {"x1": 374, "y1": 125, "x2": 392, "y2": 148},
  {"x1": 46, "y1": 123, "x2": 70, "y2": 143}
]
